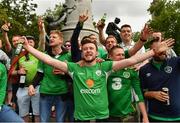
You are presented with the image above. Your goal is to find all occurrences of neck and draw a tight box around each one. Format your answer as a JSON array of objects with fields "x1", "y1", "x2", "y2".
[
  {"x1": 84, "y1": 60, "x2": 96, "y2": 66},
  {"x1": 52, "y1": 45, "x2": 62, "y2": 55},
  {"x1": 123, "y1": 40, "x2": 131, "y2": 46},
  {"x1": 153, "y1": 58, "x2": 163, "y2": 63}
]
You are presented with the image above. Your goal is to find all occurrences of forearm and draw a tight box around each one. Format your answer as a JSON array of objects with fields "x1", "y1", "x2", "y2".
[
  {"x1": 128, "y1": 40, "x2": 145, "y2": 56},
  {"x1": 24, "y1": 44, "x2": 68, "y2": 72},
  {"x1": 2, "y1": 32, "x2": 12, "y2": 52},
  {"x1": 144, "y1": 91, "x2": 157, "y2": 99},
  {"x1": 138, "y1": 102, "x2": 148, "y2": 121},
  {"x1": 38, "y1": 32, "x2": 46, "y2": 52},
  {"x1": 113, "y1": 50, "x2": 154, "y2": 71},
  {"x1": 98, "y1": 30, "x2": 106, "y2": 46}
]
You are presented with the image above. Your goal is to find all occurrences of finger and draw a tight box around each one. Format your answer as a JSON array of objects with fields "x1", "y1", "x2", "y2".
[{"x1": 166, "y1": 39, "x2": 175, "y2": 46}]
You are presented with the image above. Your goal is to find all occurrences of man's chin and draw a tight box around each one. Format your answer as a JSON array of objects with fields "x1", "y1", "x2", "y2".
[{"x1": 83, "y1": 58, "x2": 96, "y2": 63}]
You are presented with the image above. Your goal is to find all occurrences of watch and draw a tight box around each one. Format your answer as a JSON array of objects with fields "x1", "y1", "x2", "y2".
[{"x1": 140, "y1": 38, "x2": 147, "y2": 42}]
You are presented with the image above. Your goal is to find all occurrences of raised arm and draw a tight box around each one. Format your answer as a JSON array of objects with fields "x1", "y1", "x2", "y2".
[
  {"x1": 1, "y1": 22, "x2": 12, "y2": 52},
  {"x1": 128, "y1": 24, "x2": 152, "y2": 56},
  {"x1": 97, "y1": 20, "x2": 106, "y2": 46},
  {"x1": 71, "y1": 10, "x2": 88, "y2": 62},
  {"x1": 113, "y1": 38, "x2": 174, "y2": 71},
  {"x1": 37, "y1": 17, "x2": 46, "y2": 52},
  {"x1": 22, "y1": 37, "x2": 68, "y2": 73}
]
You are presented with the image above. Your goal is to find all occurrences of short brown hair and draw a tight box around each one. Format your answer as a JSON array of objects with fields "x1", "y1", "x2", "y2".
[
  {"x1": 81, "y1": 38, "x2": 98, "y2": 51},
  {"x1": 50, "y1": 30, "x2": 63, "y2": 41},
  {"x1": 109, "y1": 45, "x2": 123, "y2": 55},
  {"x1": 120, "y1": 24, "x2": 132, "y2": 30},
  {"x1": 105, "y1": 35, "x2": 117, "y2": 43}
]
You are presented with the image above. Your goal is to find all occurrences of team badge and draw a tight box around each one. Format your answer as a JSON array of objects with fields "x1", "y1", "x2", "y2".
[
  {"x1": 146, "y1": 73, "x2": 151, "y2": 77},
  {"x1": 123, "y1": 72, "x2": 130, "y2": 78},
  {"x1": 96, "y1": 70, "x2": 102, "y2": 76},
  {"x1": 112, "y1": 78, "x2": 122, "y2": 90},
  {"x1": 164, "y1": 66, "x2": 172, "y2": 73}
]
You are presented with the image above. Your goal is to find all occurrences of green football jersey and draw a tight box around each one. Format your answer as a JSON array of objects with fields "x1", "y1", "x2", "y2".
[
  {"x1": 107, "y1": 68, "x2": 144, "y2": 117},
  {"x1": 18, "y1": 54, "x2": 39, "y2": 86},
  {"x1": 67, "y1": 61, "x2": 113, "y2": 120},
  {"x1": 39, "y1": 52, "x2": 71, "y2": 95}
]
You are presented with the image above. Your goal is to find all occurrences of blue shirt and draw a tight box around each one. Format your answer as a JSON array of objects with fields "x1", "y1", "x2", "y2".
[{"x1": 139, "y1": 57, "x2": 180, "y2": 120}]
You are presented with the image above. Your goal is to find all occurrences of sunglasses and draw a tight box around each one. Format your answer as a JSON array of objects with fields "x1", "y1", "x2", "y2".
[
  {"x1": 150, "y1": 37, "x2": 161, "y2": 44},
  {"x1": 64, "y1": 44, "x2": 71, "y2": 47}
]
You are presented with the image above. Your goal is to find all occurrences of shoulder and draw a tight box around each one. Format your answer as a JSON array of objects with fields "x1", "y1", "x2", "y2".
[{"x1": 139, "y1": 62, "x2": 152, "y2": 73}]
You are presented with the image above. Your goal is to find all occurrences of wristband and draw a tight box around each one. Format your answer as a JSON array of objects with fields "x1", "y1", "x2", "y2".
[{"x1": 140, "y1": 38, "x2": 147, "y2": 42}]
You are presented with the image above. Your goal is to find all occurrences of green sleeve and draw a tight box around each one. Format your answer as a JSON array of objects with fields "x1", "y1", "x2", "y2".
[
  {"x1": 66, "y1": 52, "x2": 72, "y2": 62},
  {"x1": 67, "y1": 62, "x2": 77, "y2": 73},
  {"x1": 101, "y1": 61, "x2": 113, "y2": 72},
  {"x1": 0, "y1": 63, "x2": 7, "y2": 106},
  {"x1": 131, "y1": 70, "x2": 144, "y2": 102}
]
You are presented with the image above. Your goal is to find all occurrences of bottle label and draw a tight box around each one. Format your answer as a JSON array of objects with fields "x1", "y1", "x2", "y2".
[
  {"x1": 15, "y1": 44, "x2": 23, "y2": 55},
  {"x1": 20, "y1": 75, "x2": 26, "y2": 84}
]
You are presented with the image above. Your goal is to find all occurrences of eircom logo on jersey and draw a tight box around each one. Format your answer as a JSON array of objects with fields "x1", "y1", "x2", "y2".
[{"x1": 80, "y1": 79, "x2": 101, "y2": 94}]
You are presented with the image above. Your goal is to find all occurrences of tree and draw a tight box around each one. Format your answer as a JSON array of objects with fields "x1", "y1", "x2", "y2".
[
  {"x1": 43, "y1": 3, "x2": 66, "y2": 34},
  {"x1": 0, "y1": 0, "x2": 38, "y2": 43},
  {"x1": 148, "y1": 0, "x2": 180, "y2": 55}
]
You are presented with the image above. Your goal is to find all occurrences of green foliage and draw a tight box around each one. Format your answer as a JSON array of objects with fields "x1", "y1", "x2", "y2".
[
  {"x1": 43, "y1": 2, "x2": 64, "y2": 31},
  {"x1": 132, "y1": 32, "x2": 141, "y2": 42},
  {"x1": 0, "y1": 0, "x2": 38, "y2": 42},
  {"x1": 0, "y1": 0, "x2": 65, "y2": 47},
  {"x1": 148, "y1": 0, "x2": 180, "y2": 55}
]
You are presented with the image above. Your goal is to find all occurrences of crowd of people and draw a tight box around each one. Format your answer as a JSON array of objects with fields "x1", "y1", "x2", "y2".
[{"x1": 0, "y1": 10, "x2": 179, "y2": 123}]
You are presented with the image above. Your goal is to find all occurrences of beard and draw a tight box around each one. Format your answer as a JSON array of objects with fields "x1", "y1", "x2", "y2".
[
  {"x1": 153, "y1": 54, "x2": 167, "y2": 62},
  {"x1": 82, "y1": 57, "x2": 96, "y2": 63}
]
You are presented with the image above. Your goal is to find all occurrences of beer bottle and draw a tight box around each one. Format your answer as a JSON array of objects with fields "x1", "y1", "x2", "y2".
[
  {"x1": 162, "y1": 87, "x2": 170, "y2": 105},
  {"x1": 101, "y1": 13, "x2": 107, "y2": 23},
  {"x1": 15, "y1": 38, "x2": 24, "y2": 55}
]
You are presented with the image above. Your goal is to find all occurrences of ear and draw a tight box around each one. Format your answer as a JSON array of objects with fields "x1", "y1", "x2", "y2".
[{"x1": 96, "y1": 51, "x2": 98, "y2": 57}]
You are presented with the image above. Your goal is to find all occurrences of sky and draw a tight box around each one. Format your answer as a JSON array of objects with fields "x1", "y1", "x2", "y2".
[{"x1": 33, "y1": 0, "x2": 153, "y2": 32}]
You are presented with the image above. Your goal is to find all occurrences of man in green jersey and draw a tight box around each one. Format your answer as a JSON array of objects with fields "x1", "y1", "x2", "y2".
[
  {"x1": 0, "y1": 60, "x2": 24, "y2": 122},
  {"x1": 20, "y1": 35, "x2": 173, "y2": 121},
  {"x1": 28, "y1": 30, "x2": 71, "y2": 122},
  {"x1": 107, "y1": 45, "x2": 148, "y2": 122}
]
